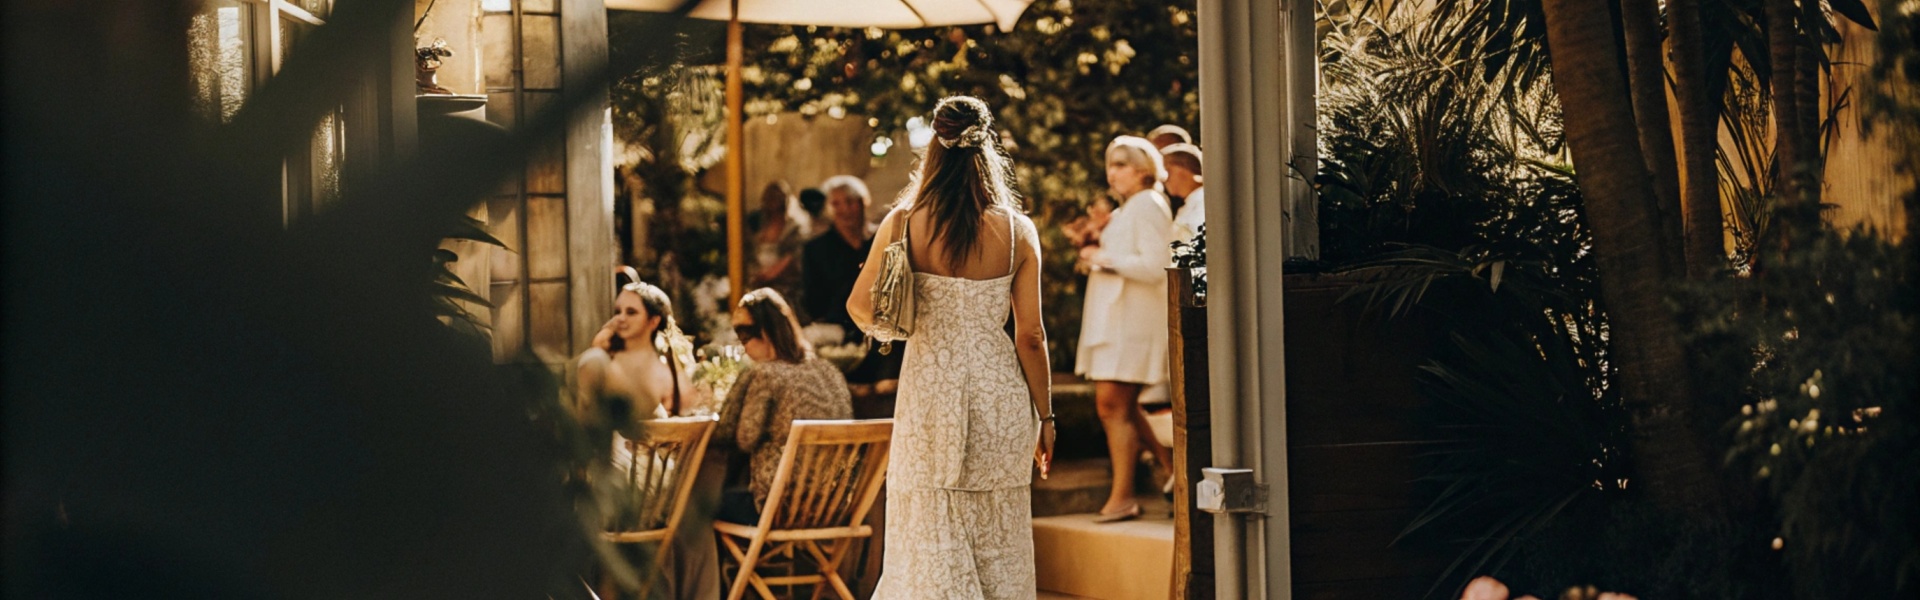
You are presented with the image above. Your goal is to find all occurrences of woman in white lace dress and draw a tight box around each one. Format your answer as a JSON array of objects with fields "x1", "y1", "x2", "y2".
[{"x1": 848, "y1": 96, "x2": 1055, "y2": 599}]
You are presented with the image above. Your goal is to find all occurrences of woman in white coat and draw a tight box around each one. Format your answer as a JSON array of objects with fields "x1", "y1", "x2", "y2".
[{"x1": 1075, "y1": 135, "x2": 1177, "y2": 522}]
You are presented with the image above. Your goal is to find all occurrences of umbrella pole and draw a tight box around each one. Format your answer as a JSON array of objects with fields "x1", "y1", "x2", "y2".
[{"x1": 725, "y1": 0, "x2": 745, "y2": 306}]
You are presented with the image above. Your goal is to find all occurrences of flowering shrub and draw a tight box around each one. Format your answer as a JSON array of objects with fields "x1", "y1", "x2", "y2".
[{"x1": 689, "y1": 344, "x2": 746, "y2": 413}]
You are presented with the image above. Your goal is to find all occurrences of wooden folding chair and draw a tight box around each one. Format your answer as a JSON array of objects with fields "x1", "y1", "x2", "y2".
[
  {"x1": 714, "y1": 419, "x2": 893, "y2": 600},
  {"x1": 602, "y1": 415, "x2": 718, "y2": 600}
]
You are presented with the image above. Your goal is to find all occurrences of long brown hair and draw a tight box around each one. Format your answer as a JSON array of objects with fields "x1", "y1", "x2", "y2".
[
  {"x1": 609, "y1": 281, "x2": 686, "y2": 413},
  {"x1": 901, "y1": 96, "x2": 1021, "y2": 271},
  {"x1": 738, "y1": 288, "x2": 809, "y2": 364}
]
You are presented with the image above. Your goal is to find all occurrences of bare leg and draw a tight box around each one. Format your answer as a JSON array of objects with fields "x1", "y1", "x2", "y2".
[
  {"x1": 1094, "y1": 380, "x2": 1144, "y2": 514},
  {"x1": 1128, "y1": 402, "x2": 1173, "y2": 486}
]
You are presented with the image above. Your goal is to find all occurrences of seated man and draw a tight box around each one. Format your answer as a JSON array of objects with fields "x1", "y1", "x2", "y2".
[{"x1": 800, "y1": 175, "x2": 902, "y2": 418}]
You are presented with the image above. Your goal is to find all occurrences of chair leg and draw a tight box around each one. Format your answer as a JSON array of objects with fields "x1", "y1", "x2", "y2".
[
  {"x1": 805, "y1": 541, "x2": 832, "y2": 600},
  {"x1": 749, "y1": 572, "x2": 779, "y2": 600},
  {"x1": 726, "y1": 533, "x2": 769, "y2": 600},
  {"x1": 805, "y1": 540, "x2": 858, "y2": 600}
]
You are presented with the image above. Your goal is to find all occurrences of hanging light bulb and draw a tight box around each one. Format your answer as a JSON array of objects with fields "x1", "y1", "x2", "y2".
[{"x1": 906, "y1": 116, "x2": 934, "y2": 150}]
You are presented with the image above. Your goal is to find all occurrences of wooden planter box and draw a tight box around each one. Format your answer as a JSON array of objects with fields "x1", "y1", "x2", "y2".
[
  {"x1": 1166, "y1": 267, "x2": 1213, "y2": 600},
  {"x1": 1166, "y1": 268, "x2": 1457, "y2": 599}
]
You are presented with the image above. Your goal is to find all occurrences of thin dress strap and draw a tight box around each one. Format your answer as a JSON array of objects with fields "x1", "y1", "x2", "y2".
[{"x1": 1006, "y1": 209, "x2": 1017, "y2": 277}]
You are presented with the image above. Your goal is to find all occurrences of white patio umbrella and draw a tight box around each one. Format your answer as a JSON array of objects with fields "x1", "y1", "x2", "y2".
[{"x1": 608, "y1": 0, "x2": 1034, "y2": 303}]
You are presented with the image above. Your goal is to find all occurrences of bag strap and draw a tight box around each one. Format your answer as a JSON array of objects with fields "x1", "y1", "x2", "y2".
[
  {"x1": 1007, "y1": 209, "x2": 1017, "y2": 276},
  {"x1": 894, "y1": 208, "x2": 912, "y2": 256}
]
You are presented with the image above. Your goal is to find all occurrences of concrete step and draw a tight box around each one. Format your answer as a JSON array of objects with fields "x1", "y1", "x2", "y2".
[
  {"x1": 1031, "y1": 458, "x2": 1112, "y2": 517},
  {"x1": 1032, "y1": 458, "x2": 1176, "y2": 518},
  {"x1": 1032, "y1": 509, "x2": 1174, "y2": 600}
]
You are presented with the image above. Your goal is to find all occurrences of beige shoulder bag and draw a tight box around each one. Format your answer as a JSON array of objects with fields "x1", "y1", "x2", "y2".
[{"x1": 867, "y1": 211, "x2": 915, "y2": 354}]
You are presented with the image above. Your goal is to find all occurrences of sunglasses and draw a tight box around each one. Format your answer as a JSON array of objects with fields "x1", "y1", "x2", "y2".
[{"x1": 733, "y1": 322, "x2": 761, "y2": 341}]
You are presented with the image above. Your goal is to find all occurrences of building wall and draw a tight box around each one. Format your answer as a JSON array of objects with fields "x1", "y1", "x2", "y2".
[
  {"x1": 1673, "y1": 8, "x2": 1913, "y2": 246},
  {"x1": 696, "y1": 112, "x2": 918, "y2": 224},
  {"x1": 1822, "y1": 15, "x2": 1912, "y2": 239},
  {"x1": 455, "y1": 0, "x2": 613, "y2": 367}
]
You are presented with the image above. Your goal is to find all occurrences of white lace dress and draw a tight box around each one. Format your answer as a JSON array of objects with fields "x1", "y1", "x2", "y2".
[{"x1": 871, "y1": 214, "x2": 1038, "y2": 600}]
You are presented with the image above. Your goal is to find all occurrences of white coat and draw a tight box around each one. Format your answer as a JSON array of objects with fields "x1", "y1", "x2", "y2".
[{"x1": 1075, "y1": 189, "x2": 1175, "y2": 384}]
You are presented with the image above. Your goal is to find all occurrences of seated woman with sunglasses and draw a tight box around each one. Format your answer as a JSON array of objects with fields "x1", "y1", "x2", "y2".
[{"x1": 711, "y1": 288, "x2": 854, "y2": 523}]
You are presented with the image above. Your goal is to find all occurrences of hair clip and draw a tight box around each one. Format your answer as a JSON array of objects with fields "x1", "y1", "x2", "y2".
[{"x1": 937, "y1": 124, "x2": 989, "y2": 149}]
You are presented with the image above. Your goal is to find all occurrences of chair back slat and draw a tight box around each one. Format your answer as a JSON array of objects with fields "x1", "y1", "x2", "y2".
[
  {"x1": 763, "y1": 419, "x2": 892, "y2": 531},
  {"x1": 609, "y1": 416, "x2": 717, "y2": 533}
]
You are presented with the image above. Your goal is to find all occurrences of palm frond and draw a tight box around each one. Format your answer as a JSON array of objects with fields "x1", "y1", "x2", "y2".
[{"x1": 1396, "y1": 331, "x2": 1626, "y2": 597}]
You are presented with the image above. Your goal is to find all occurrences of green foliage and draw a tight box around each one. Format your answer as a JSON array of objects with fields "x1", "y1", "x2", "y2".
[
  {"x1": 608, "y1": 43, "x2": 730, "y2": 290},
  {"x1": 1680, "y1": 228, "x2": 1919, "y2": 598},
  {"x1": 430, "y1": 215, "x2": 510, "y2": 339},
  {"x1": 1716, "y1": 61, "x2": 1779, "y2": 268},
  {"x1": 1322, "y1": 2, "x2": 1918, "y2": 597},
  {"x1": 1502, "y1": 497, "x2": 1788, "y2": 599},
  {"x1": 1674, "y1": 7, "x2": 1920, "y2": 594},
  {"x1": 1317, "y1": 4, "x2": 1643, "y2": 595},
  {"x1": 1866, "y1": 0, "x2": 1920, "y2": 237},
  {"x1": 1418, "y1": 0, "x2": 1878, "y2": 116},
  {"x1": 1401, "y1": 329, "x2": 1627, "y2": 597},
  {"x1": 1171, "y1": 224, "x2": 1205, "y2": 297},
  {"x1": 609, "y1": 0, "x2": 1200, "y2": 368},
  {"x1": 1315, "y1": 2, "x2": 1569, "y2": 263}
]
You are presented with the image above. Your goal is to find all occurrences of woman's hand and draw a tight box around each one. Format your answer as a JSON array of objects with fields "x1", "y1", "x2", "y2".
[
  {"x1": 592, "y1": 317, "x2": 618, "y2": 351},
  {"x1": 1034, "y1": 421, "x2": 1056, "y2": 479},
  {"x1": 1077, "y1": 245, "x2": 1107, "y2": 273}
]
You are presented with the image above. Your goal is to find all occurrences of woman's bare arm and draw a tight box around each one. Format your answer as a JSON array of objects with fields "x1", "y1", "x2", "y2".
[
  {"x1": 574, "y1": 349, "x2": 610, "y2": 419},
  {"x1": 1009, "y1": 215, "x2": 1055, "y2": 471},
  {"x1": 845, "y1": 210, "x2": 901, "y2": 333},
  {"x1": 752, "y1": 255, "x2": 797, "y2": 285}
]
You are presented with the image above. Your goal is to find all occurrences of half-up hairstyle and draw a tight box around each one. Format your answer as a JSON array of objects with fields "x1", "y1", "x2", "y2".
[
  {"x1": 609, "y1": 281, "x2": 691, "y2": 414},
  {"x1": 738, "y1": 288, "x2": 810, "y2": 364},
  {"x1": 902, "y1": 95, "x2": 1021, "y2": 272}
]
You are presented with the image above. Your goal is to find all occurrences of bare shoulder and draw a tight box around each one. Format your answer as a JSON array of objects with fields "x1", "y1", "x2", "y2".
[
  {"x1": 1007, "y1": 210, "x2": 1037, "y2": 233},
  {"x1": 876, "y1": 206, "x2": 908, "y2": 237},
  {"x1": 577, "y1": 347, "x2": 612, "y2": 369},
  {"x1": 1004, "y1": 209, "x2": 1040, "y2": 245}
]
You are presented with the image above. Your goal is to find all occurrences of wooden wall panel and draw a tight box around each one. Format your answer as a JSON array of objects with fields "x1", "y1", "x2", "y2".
[
  {"x1": 526, "y1": 137, "x2": 567, "y2": 194},
  {"x1": 1822, "y1": 16, "x2": 1912, "y2": 239},
  {"x1": 525, "y1": 195, "x2": 569, "y2": 280},
  {"x1": 480, "y1": 13, "x2": 515, "y2": 89},
  {"x1": 522, "y1": 87, "x2": 556, "y2": 120},
  {"x1": 519, "y1": 14, "x2": 561, "y2": 90},
  {"x1": 490, "y1": 278, "x2": 526, "y2": 360},
  {"x1": 529, "y1": 281, "x2": 571, "y2": 363},
  {"x1": 487, "y1": 194, "x2": 523, "y2": 280},
  {"x1": 561, "y1": 0, "x2": 612, "y2": 355},
  {"x1": 485, "y1": 91, "x2": 516, "y2": 129},
  {"x1": 1285, "y1": 443, "x2": 1433, "y2": 514},
  {"x1": 1168, "y1": 269, "x2": 1214, "y2": 600},
  {"x1": 740, "y1": 113, "x2": 875, "y2": 208},
  {"x1": 523, "y1": 92, "x2": 565, "y2": 193},
  {"x1": 471, "y1": 0, "x2": 612, "y2": 365},
  {"x1": 1277, "y1": 271, "x2": 1458, "y2": 596}
]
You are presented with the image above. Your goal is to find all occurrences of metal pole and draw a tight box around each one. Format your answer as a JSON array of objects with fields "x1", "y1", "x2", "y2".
[
  {"x1": 724, "y1": 0, "x2": 744, "y2": 306},
  {"x1": 1198, "y1": 0, "x2": 1298, "y2": 597},
  {"x1": 1195, "y1": 1, "x2": 1245, "y2": 598}
]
